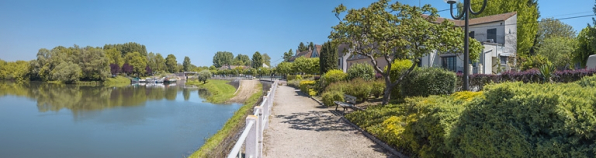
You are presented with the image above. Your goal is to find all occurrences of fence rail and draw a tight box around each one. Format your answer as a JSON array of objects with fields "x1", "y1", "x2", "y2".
[{"x1": 227, "y1": 80, "x2": 278, "y2": 158}]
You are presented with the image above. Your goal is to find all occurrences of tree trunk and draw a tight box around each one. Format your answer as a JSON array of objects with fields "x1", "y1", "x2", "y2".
[{"x1": 382, "y1": 84, "x2": 393, "y2": 105}]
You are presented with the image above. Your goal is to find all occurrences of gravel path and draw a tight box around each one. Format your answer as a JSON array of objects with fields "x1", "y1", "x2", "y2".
[
  {"x1": 263, "y1": 86, "x2": 395, "y2": 158},
  {"x1": 228, "y1": 80, "x2": 259, "y2": 103}
]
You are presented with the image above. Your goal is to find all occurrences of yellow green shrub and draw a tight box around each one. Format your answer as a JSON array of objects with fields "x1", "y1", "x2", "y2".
[
  {"x1": 299, "y1": 80, "x2": 316, "y2": 95},
  {"x1": 447, "y1": 82, "x2": 596, "y2": 157},
  {"x1": 321, "y1": 91, "x2": 344, "y2": 106},
  {"x1": 451, "y1": 91, "x2": 484, "y2": 102}
]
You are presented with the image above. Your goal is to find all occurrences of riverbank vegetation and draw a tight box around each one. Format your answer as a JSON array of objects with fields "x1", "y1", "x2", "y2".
[
  {"x1": 189, "y1": 82, "x2": 263, "y2": 158},
  {"x1": 104, "y1": 76, "x2": 132, "y2": 87},
  {"x1": 0, "y1": 42, "x2": 212, "y2": 85},
  {"x1": 186, "y1": 79, "x2": 236, "y2": 104}
]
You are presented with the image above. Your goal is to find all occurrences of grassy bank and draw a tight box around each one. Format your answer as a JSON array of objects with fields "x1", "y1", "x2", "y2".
[
  {"x1": 186, "y1": 79, "x2": 237, "y2": 104},
  {"x1": 103, "y1": 76, "x2": 131, "y2": 87},
  {"x1": 189, "y1": 82, "x2": 263, "y2": 158}
]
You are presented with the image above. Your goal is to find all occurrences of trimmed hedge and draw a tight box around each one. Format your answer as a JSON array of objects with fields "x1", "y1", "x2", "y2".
[
  {"x1": 457, "y1": 68, "x2": 596, "y2": 91},
  {"x1": 448, "y1": 82, "x2": 596, "y2": 157},
  {"x1": 348, "y1": 81, "x2": 596, "y2": 157},
  {"x1": 401, "y1": 67, "x2": 457, "y2": 97}
]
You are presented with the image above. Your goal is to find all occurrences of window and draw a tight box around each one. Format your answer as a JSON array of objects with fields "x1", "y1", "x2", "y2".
[
  {"x1": 469, "y1": 31, "x2": 475, "y2": 39},
  {"x1": 500, "y1": 56, "x2": 507, "y2": 65},
  {"x1": 442, "y1": 56, "x2": 457, "y2": 72},
  {"x1": 487, "y1": 28, "x2": 497, "y2": 43}
]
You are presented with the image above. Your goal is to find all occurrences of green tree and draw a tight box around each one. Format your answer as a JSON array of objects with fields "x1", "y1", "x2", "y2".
[
  {"x1": 165, "y1": 54, "x2": 178, "y2": 73},
  {"x1": 103, "y1": 42, "x2": 148, "y2": 57},
  {"x1": 262, "y1": 53, "x2": 271, "y2": 67},
  {"x1": 536, "y1": 37, "x2": 577, "y2": 69},
  {"x1": 298, "y1": 42, "x2": 308, "y2": 52},
  {"x1": 308, "y1": 42, "x2": 314, "y2": 50},
  {"x1": 147, "y1": 52, "x2": 157, "y2": 71},
  {"x1": 154, "y1": 53, "x2": 166, "y2": 73},
  {"x1": 347, "y1": 63, "x2": 375, "y2": 81},
  {"x1": 233, "y1": 54, "x2": 251, "y2": 66},
  {"x1": 212, "y1": 51, "x2": 234, "y2": 68},
  {"x1": 276, "y1": 62, "x2": 294, "y2": 76},
  {"x1": 319, "y1": 41, "x2": 338, "y2": 74},
  {"x1": 252, "y1": 51, "x2": 263, "y2": 69},
  {"x1": 283, "y1": 49, "x2": 294, "y2": 62},
  {"x1": 258, "y1": 67, "x2": 270, "y2": 77},
  {"x1": 197, "y1": 70, "x2": 212, "y2": 84},
  {"x1": 574, "y1": 27, "x2": 595, "y2": 68},
  {"x1": 293, "y1": 57, "x2": 319, "y2": 74},
  {"x1": 78, "y1": 48, "x2": 110, "y2": 81},
  {"x1": 331, "y1": 0, "x2": 476, "y2": 105},
  {"x1": 51, "y1": 62, "x2": 81, "y2": 83},
  {"x1": 183, "y1": 56, "x2": 191, "y2": 72},
  {"x1": 124, "y1": 52, "x2": 148, "y2": 76},
  {"x1": 105, "y1": 48, "x2": 124, "y2": 67},
  {"x1": 471, "y1": 0, "x2": 539, "y2": 57}
]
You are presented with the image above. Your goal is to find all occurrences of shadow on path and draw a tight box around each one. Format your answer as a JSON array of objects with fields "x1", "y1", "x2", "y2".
[{"x1": 275, "y1": 110, "x2": 356, "y2": 132}]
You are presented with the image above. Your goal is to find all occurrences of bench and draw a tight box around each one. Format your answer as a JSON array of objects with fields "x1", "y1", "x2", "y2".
[{"x1": 334, "y1": 94, "x2": 357, "y2": 112}]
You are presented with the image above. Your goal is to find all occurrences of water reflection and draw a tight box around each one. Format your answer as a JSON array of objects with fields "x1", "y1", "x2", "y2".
[{"x1": 0, "y1": 81, "x2": 201, "y2": 115}]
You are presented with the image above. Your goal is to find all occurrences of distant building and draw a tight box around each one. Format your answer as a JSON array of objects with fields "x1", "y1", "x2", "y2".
[
  {"x1": 421, "y1": 12, "x2": 518, "y2": 74},
  {"x1": 288, "y1": 45, "x2": 322, "y2": 62}
]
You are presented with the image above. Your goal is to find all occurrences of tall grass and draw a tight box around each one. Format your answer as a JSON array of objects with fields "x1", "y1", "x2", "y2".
[{"x1": 186, "y1": 79, "x2": 237, "y2": 104}]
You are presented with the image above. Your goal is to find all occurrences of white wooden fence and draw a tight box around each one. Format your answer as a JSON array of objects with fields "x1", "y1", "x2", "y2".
[{"x1": 227, "y1": 80, "x2": 278, "y2": 158}]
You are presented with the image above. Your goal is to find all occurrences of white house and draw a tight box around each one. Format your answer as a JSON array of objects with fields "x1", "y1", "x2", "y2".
[{"x1": 420, "y1": 12, "x2": 517, "y2": 74}]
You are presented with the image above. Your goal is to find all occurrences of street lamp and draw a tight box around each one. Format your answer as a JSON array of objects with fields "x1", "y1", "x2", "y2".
[{"x1": 445, "y1": 0, "x2": 487, "y2": 91}]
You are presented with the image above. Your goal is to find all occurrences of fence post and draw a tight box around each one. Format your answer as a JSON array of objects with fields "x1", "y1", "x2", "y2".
[{"x1": 245, "y1": 115, "x2": 259, "y2": 158}]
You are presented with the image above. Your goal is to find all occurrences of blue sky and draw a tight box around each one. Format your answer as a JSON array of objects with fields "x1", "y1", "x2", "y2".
[{"x1": 1, "y1": 0, "x2": 594, "y2": 66}]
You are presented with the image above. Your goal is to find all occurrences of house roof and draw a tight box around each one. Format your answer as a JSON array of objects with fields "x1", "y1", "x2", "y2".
[
  {"x1": 424, "y1": 12, "x2": 517, "y2": 27},
  {"x1": 314, "y1": 45, "x2": 322, "y2": 57},
  {"x1": 289, "y1": 49, "x2": 313, "y2": 62}
]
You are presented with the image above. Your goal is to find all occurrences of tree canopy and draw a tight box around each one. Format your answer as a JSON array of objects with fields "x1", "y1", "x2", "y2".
[
  {"x1": 213, "y1": 51, "x2": 234, "y2": 68},
  {"x1": 283, "y1": 49, "x2": 294, "y2": 62},
  {"x1": 262, "y1": 53, "x2": 271, "y2": 67},
  {"x1": 252, "y1": 51, "x2": 263, "y2": 69},
  {"x1": 471, "y1": 0, "x2": 539, "y2": 57},
  {"x1": 183, "y1": 56, "x2": 191, "y2": 72},
  {"x1": 165, "y1": 54, "x2": 178, "y2": 73},
  {"x1": 233, "y1": 54, "x2": 251, "y2": 66},
  {"x1": 330, "y1": 0, "x2": 479, "y2": 105},
  {"x1": 293, "y1": 57, "x2": 319, "y2": 74},
  {"x1": 103, "y1": 42, "x2": 148, "y2": 57},
  {"x1": 298, "y1": 42, "x2": 308, "y2": 52},
  {"x1": 319, "y1": 41, "x2": 338, "y2": 74}
]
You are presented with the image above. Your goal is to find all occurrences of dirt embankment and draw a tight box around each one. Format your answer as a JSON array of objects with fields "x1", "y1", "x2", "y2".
[{"x1": 228, "y1": 80, "x2": 260, "y2": 103}]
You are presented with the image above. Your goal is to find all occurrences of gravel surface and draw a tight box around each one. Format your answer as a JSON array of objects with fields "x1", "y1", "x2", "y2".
[
  {"x1": 263, "y1": 86, "x2": 395, "y2": 158},
  {"x1": 228, "y1": 80, "x2": 259, "y2": 103}
]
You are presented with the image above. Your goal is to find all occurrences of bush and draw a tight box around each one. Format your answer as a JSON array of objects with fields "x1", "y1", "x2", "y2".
[
  {"x1": 344, "y1": 78, "x2": 372, "y2": 102},
  {"x1": 299, "y1": 80, "x2": 316, "y2": 95},
  {"x1": 456, "y1": 68, "x2": 596, "y2": 91},
  {"x1": 287, "y1": 79, "x2": 301, "y2": 88},
  {"x1": 320, "y1": 70, "x2": 348, "y2": 92},
  {"x1": 402, "y1": 67, "x2": 456, "y2": 97},
  {"x1": 347, "y1": 63, "x2": 375, "y2": 81},
  {"x1": 346, "y1": 95, "x2": 470, "y2": 157},
  {"x1": 370, "y1": 79, "x2": 384, "y2": 98},
  {"x1": 198, "y1": 70, "x2": 212, "y2": 83},
  {"x1": 321, "y1": 91, "x2": 344, "y2": 106},
  {"x1": 447, "y1": 82, "x2": 596, "y2": 157},
  {"x1": 576, "y1": 74, "x2": 596, "y2": 87},
  {"x1": 287, "y1": 75, "x2": 302, "y2": 80}
]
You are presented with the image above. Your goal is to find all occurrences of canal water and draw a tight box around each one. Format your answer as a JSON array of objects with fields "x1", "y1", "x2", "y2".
[{"x1": 0, "y1": 81, "x2": 242, "y2": 158}]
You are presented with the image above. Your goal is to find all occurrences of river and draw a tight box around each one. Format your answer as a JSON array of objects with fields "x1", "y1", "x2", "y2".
[{"x1": 0, "y1": 81, "x2": 242, "y2": 158}]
